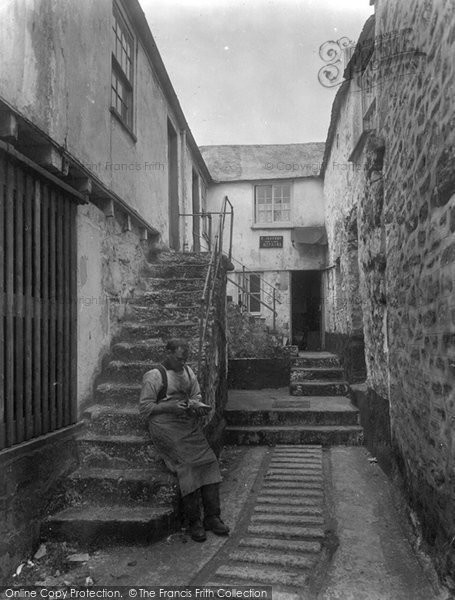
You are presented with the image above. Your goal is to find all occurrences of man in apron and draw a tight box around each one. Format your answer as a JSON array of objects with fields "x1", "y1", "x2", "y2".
[{"x1": 139, "y1": 338, "x2": 229, "y2": 542}]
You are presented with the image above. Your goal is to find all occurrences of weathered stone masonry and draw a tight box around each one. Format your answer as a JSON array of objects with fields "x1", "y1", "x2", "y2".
[{"x1": 323, "y1": 0, "x2": 455, "y2": 583}]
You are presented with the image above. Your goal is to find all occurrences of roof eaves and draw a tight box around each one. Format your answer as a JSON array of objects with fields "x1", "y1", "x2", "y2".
[
  {"x1": 319, "y1": 14, "x2": 376, "y2": 178},
  {"x1": 121, "y1": 0, "x2": 212, "y2": 183}
]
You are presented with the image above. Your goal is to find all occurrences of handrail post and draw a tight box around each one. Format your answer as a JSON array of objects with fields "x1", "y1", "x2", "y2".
[
  {"x1": 242, "y1": 266, "x2": 247, "y2": 309},
  {"x1": 208, "y1": 214, "x2": 212, "y2": 252},
  {"x1": 273, "y1": 288, "x2": 276, "y2": 332}
]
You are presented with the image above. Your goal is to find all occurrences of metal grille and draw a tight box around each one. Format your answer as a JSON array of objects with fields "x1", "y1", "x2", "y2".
[{"x1": 0, "y1": 147, "x2": 78, "y2": 450}]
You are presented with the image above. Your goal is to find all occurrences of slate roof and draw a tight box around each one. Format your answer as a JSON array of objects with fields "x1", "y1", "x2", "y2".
[{"x1": 199, "y1": 143, "x2": 325, "y2": 182}]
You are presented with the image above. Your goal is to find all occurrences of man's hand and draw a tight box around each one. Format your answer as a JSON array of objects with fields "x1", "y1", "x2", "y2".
[
  {"x1": 165, "y1": 399, "x2": 189, "y2": 415},
  {"x1": 187, "y1": 399, "x2": 211, "y2": 417}
]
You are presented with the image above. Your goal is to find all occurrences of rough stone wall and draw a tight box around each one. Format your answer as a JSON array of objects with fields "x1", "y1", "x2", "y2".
[
  {"x1": 77, "y1": 203, "x2": 153, "y2": 410},
  {"x1": 357, "y1": 135, "x2": 388, "y2": 397},
  {"x1": 322, "y1": 85, "x2": 367, "y2": 381},
  {"x1": 0, "y1": 431, "x2": 78, "y2": 583},
  {"x1": 371, "y1": 0, "x2": 455, "y2": 581},
  {"x1": 199, "y1": 258, "x2": 230, "y2": 455}
]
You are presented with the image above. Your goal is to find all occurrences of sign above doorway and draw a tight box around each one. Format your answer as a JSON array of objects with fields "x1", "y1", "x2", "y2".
[{"x1": 259, "y1": 235, "x2": 283, "y2": 248}]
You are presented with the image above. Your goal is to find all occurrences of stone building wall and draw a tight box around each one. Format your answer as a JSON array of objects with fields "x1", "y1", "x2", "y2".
[
  {"x1": 0, "y1": 429, "x2": 79, "y2": 582},
  {"x1": 373, "y1": 0, "x2": 455, "y2": 580},
  {"x1": 322, "y1": 81, "x2": 367, "y2": 383},
  {"x1": 324, "y1": 0, "x2": 455, "y2": 582}
]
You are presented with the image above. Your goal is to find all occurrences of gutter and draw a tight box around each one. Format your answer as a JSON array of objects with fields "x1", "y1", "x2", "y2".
[{"x1": 124, "y1": 0, "x2": 213, "y2": 184}]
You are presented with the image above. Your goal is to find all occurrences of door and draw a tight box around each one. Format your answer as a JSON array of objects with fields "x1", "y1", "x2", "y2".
[
  {"x1": 192, "y1": 169, "x2": 200, "y2": 252},
  {"x1": 0, "y1": 145, "x2": 78, "y2": 449},
  {"x1": 291, "y1": 270, "x2": 322, "y2": 351},
  {"x1": 167, "y1": 119, "x2": 179, "y2": 250}
]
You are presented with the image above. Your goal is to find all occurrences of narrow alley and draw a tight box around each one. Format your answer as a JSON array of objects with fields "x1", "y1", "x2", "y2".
[{"x1": 1, "y1": 0, "x2": 455, "y2": 598}]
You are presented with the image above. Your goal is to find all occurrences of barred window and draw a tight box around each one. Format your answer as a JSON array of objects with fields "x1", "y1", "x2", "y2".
[
  {"x1": 255, "y1": 183, "x2": 291, "y2": 223},
  {"x1": 111, "y1": 3, "x2": 134, "y2": 130}
]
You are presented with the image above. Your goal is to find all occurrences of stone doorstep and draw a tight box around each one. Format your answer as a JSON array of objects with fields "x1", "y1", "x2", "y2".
[
  {"x1": 224, "y1": 424, "x2": 364, "y2": 446},
  {"x1": 41, "y1": 504, "x2": 176, "y2": 545},
  {"x1": 289, "y1": 380, "x2": 350, "y2": 396},
  {"x1": 291, "y1": 355, "x2": 340, "y2": 368},
  {"x1": 224, "y1": 408, "x2": 360, "y2": 427},
  {"x1": 290, "y1": 367, "x2": 345, "y2": 381}
]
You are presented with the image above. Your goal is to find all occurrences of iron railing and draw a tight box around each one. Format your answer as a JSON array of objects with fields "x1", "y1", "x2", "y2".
[
  {"x1": 179, "y1": 197, "x2": 282, "y2": 364},
  {"x1": 179, "y1": 197, "x2": 233, "y2": 374}
]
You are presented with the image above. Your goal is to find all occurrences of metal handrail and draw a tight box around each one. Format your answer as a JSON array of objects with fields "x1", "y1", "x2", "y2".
[
  {"x1": 227, "y1": 274, "x2": 281, "y2": 331},
  {"x1": 229, "y1": 254, "x2": 279, "y2": 294},
  {"x1": 193, "y1": 196, "x2": 234, "y2": 374}
]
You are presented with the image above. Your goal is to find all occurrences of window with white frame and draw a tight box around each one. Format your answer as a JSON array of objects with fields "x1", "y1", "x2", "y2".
[
  {"x1": 255, "y1": 183, "x2": 291, "y2": 224},
  {"x1": 238, "y1": 272, "x2": 261, "y2": 313},
  {"x1": 111, "y1": 3, "x2": 134, "y2": 130}
]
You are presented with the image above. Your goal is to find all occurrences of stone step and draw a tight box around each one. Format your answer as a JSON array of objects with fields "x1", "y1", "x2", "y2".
[
  {"x1": 291, "y1": 354, "x2": 340, "y2": 369},
  {"x1": 127, "y1": 289, "x2": 203, "y2": 307},
  {"x1": 254, "y1": 504, "x2": 322, "y2": 516},
  {"x1": 100, "y1": 360, "x2": 198, "y2": 383},
  {"x1": 126, "y1": 302, "x2": 201, "y2": 323},
  {"x1": 256, "y1": 495, "x2": 321, "y2": 506},
  {"x1": 228, "y1": 549, "x2": 317, "y2": 569},
  {"x1": 66, "y1": 467, "x2": 177, "y2": 505},
  {"x1": 113, "y1": 321, "x2": 200, "y2": 342},
  {"x1": 290, "y1": 367, "x2": 344, "y2": 382},
  {"x1": 214, "y1": 564, "x2": 309, "y2": 588},
  {"x1": 77, "y1": 432, "x2": 156, "y2": 467},
  {"x1": 238, "y1": 537, "x2": 321, "y2": 554},
  {"x1": 290, "y1": 380, "x2": 350, "y2": 397},
  {"x1": 224, "y1": 407, "x2": 359, "y2": 427},
  {"x1": 247, "y1": 523, "x2": 325, "y2": 539},
  {"x1": 142, "y1": 262, "x2": 208, "y2": 279},
  {"x1": 251, "y1": 513, "x2": 323, "y2": 526},
  {"x1": 224, "y1": 425, "x2": 364, "y2": 446},
  {"x1": 141, "y1": 277, "x2": 204, "y2": 292},
  {"x1": 257, "y1": 488, "x2": 322, "y2": 498},
  {"x1": 84, "y1": 405, "x2": 144, "y2": 435},
  {"x1": 95, "y1": 382, "x2": 142, "y2": 405},
  {"x1": 111, "y1": 338, "x2": 199, "y2": 362},
  {"x1": 41, "y1": 504, "x2": 175, "y2": 545}
]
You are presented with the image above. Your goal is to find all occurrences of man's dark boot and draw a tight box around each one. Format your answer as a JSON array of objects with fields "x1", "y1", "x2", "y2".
[
  {"x1": 201, "y1": 483, "x2": 230, "y2": 536},
  {"x1": 182, "y1": 490, "x2": 206, "y2": 542}
]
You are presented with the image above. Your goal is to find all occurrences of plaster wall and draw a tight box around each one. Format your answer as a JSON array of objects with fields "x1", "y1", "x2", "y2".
[
  {"x1": 0, "y1": 0, "x2": 206, "y2": 244},
  {"x1": 77, "y1": 203, "x2": 149, "y2": 409},
  {"x1": 207, "y1": 179, "x2": 325, "y2": 331}
]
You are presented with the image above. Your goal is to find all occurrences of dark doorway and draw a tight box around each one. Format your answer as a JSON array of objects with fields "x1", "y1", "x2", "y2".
[
  {"x1": 167, "y1": 120, "x2": 179, "y2": 250},
  {"x1": 192, "y1": 169, "x2": 200, "y2": 252},
  {"x1": 291, "y1": 270, "x2": 322, "y2": 351}
]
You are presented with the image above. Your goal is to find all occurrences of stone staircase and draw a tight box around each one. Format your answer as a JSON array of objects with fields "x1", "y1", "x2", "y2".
[
  {"x1": 41, "y1": 253, "x2": 210, "y2": 545},
  {"x1": 224, "y1": 351, "x2": 363, "y2": 445}
]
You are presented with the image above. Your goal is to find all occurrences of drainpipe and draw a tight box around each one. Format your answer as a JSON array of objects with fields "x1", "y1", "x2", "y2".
[{"x1": 180, "y1": 129, "x2": 187, "y2": 251}]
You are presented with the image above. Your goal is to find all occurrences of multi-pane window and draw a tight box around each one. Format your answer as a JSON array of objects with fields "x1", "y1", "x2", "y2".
[
  {"x1": 255, "y1": 183, "x2": 291, "y2": 223},
  {"x1": 238, "y1": 272, "x2": 261, "y2": 313},
  {"x1": 111, "y1": 4, "x2": 134, "y2": 129}
]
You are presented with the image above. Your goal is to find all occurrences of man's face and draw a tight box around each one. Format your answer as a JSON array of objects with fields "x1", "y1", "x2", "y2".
[{"x1": 167, "y1": 346, "x2": 189, "y2": 372}]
